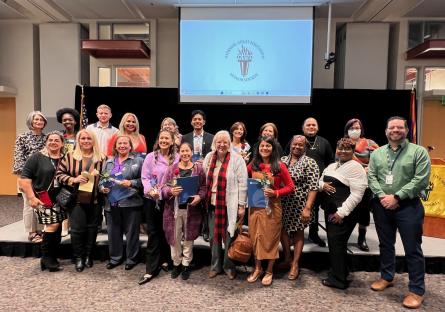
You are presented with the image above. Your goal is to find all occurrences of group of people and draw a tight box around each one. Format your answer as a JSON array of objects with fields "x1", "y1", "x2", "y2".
[{"x1": 13, "y1": 106, "x2": 431, "y2": 309}]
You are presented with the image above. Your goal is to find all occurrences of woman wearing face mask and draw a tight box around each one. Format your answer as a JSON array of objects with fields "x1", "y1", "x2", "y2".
[
  {"x1": 107, "y1": 113, "x2": 147, "y2": 157},
  {"x1": 344, "y1": 118, "x2": 379, "y2": 252},
  {"x1": 161, "y1": 142, "x2": 206, "y2": 280}
]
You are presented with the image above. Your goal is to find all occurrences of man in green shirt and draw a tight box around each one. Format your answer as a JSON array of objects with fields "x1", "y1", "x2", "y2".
[{"x1": 368, "y1": 116, "x2": 431, "y2": 309}]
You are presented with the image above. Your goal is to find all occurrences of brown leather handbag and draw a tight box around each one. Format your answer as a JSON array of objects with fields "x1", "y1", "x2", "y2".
[{"x1": 228, "y1": 221, "x2": 252, "y2": 263}]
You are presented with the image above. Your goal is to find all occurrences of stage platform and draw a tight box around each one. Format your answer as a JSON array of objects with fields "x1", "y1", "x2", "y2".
[{"x1": 1, "y1": 213, "x2": 444, "y2": 274}]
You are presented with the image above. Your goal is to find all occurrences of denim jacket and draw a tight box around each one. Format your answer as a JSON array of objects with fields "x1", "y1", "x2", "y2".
[{"x1": 100, "y1": 153, "x2": 143, "y2": 209}]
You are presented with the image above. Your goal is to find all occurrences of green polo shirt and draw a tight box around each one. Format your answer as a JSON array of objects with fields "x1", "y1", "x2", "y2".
[{"x1": 368, "y1": 140, "x2": 431, "y2": 200}]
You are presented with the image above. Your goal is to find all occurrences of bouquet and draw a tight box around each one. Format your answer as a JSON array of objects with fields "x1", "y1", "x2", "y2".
[
  {"x1": 257, "y1": 172, "x2": 272, "y2": 215},
  {"x1": 150, "y1": 174, "x2": 161, "y2": 210}
]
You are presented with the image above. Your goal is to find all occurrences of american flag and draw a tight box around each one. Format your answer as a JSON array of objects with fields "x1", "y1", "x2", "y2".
[
  {"x1": 79, "y1": 85, "x2": 88, "y2": 129},
  {"x1": 410, "y1": 88, "x2": 417, "y2": 144}
]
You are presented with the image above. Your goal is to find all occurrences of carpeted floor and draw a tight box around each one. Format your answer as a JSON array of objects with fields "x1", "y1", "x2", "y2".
[{"x1": 0, "y1": 195, "x2": 22, "y2": 227}]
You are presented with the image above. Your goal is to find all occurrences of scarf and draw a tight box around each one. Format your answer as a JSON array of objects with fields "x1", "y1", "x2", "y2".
[{"x1": 206, "y1": 151, "x2": 230, "y2": 244}]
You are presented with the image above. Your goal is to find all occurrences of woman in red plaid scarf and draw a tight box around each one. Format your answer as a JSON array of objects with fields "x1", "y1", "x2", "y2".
[
  {"x1": 247, "y1": 136, "x2": 294, "y2": 286},
  {"x1": 203, "y1": 130, "x2": 248, "y2": 280}
]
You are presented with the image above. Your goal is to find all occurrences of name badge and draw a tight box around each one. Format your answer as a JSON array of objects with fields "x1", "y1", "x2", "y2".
[
  {"x1": 385, "y1": 174, "x2": 394, "y2": 185},
  {"x1": 53, "y1": 179, "x2": 60, "y2": 188}
]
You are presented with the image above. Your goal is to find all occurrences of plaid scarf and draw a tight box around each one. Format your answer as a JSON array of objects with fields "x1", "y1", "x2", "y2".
[{"x1": 206, "y1": 151, "x2": 230, "y2": 244}]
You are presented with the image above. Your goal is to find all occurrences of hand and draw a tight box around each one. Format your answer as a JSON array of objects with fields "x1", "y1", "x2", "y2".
[
  {"x1": 101, "y1": 187, "x2": 110, "y2": 194},
  {"x1": 380, "y1": 195, "x2": 399, "y2": 210},
  {"x1": 189, "y1": 195, "x2": 201, "y2": 206},
  {"x1": 264, "y1": 188, "x2": 276, "y2": 198},
  {"x1": 323, "y1": 182, "x2": 336, "y2": 195},
  {"x1": 91, "y1": 169, "x2": 100, "y2": 176},
  {"x1": 28, "y1": 197, "x2": 43, "y2": 209},
  {"x1": 195, "y1": 159, "x2": 204, "y2": 166},
  {"x1": 330, "y1": 213, "x2": 343, "y2": 224},
  {"x1": 120, "y1": 180, "x2": 132, "y2": 188},
  {"x1": 149, "y1": 188, "x2": 160, "y2": 200},
  {"x1": 237, "y1": 205, "x2": 245, "y2": 219},
  {"x1": 170, "y1": 186, "x2": 183, "y2": 197},
  {"x1": 301, "y1": 207, "x2": 311, "y2": 223},
  {"x1": 73, "y1": 175, "x2": 89, "y2": 184}
]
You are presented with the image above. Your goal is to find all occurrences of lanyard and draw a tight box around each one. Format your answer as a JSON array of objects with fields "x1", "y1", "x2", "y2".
[{"x1": 386, "y1": 146, "x2": 404, "y2": 174}]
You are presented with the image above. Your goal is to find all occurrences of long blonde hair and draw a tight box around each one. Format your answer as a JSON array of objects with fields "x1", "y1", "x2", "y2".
[
  {"x1": 72, "y1": 129, "x2": 104, "y2": 163},
  {"x1": 119, "y1": 113, "x2": 140, "y2": 136}
]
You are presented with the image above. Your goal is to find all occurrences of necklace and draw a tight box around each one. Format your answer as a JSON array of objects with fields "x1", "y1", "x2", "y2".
[{"x1": 307, "y1": 136, "x2": 318, "y2": 150}]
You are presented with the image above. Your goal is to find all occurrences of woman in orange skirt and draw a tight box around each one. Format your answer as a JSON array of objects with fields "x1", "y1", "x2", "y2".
[{"x1": 247, "y1": 136, "x2": 294, "y2": 286}]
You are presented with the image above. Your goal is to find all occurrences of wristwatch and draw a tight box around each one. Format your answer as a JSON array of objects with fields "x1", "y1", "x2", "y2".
[{"x1": 394, "y1": 194, "x2": 401, "y2": 201}]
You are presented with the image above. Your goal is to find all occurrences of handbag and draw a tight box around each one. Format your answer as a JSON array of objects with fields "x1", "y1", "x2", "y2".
[
  {"x1": 228, "y1": 220, "x2": 253, "y2": 263},
  {"x1": 56, "y1": 186, "x2": 77, "y2": 210},
  {"x1": 35, "y1": 204, "x2": 67, "y2": 224}
]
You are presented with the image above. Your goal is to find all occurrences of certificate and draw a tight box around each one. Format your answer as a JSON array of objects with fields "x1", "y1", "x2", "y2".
[
  {"x1": 247, "y1": 178, "x2": 267, "y2": 208},
  {"x1": 176, "y1": 176, "x2": 199, "y2": 205}
]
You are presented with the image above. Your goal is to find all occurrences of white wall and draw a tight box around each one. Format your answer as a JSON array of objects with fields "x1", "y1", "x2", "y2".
[
  {"x1": 0, "y1": 22, "x2": 38, "y2": 135},
  {"x1": 157, "y1": 18, "x2": 178, "y2": 87},
  {"x1": 312, "y1": 18, "x2": 336, "y2": 88},
  {"x1": 40, "y1": 23, "x2": 83, "y2": 130}
]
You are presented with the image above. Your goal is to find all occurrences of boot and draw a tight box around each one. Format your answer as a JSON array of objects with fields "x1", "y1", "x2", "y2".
[
  {"x1": 309, "y1": 226, "x2": 326, "y2": 247},
  {"x1": 84, "y1": 227, "x2": 98, "y2": 268},
  {"x1": 357, "y1": 228, "x2": 369, "y2": 252},
  {"x1": 50, "y1": 226, "x2": 62, "y2": 266},
  {"x1": 40, "y1": 232, "x2": 60, "y2": 272},
  {"x1": 71, "y1": 232, "x2": 85, "y2": 272}
]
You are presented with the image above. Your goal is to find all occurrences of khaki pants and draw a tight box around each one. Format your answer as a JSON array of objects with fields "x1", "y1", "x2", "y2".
[
  {"x1": 171, "y1": 209, "x2": 194, "y2": 266},
  {"x1": 22, "y1": 195, "x2": 42, "y2": 234}
]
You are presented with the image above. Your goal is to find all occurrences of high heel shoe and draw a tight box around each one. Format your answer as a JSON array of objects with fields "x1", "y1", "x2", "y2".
[
  {"x1": 288, "y1": 264, "x2": 299, "y2": 280},
  {"x1": 75, "y1": 257, "x2": 85, "y2": 272},
  {"x1": 247, "y1": 269, "x2": 263, "y2": 283}
]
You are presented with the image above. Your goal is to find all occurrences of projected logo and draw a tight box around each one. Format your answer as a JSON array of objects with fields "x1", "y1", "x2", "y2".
[{"x1": 225, "y1": 40, "x2": 264, "y2": 82}]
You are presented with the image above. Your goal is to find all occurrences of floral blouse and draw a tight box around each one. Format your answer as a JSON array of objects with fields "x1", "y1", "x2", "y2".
[{"x1": 13, "y1": 131, "x2": 46, "y2": 174}]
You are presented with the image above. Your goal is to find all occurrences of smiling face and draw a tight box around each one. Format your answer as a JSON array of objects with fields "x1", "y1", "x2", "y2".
[
  {"x1": 115, "y1": 136, "x2": 132, "y2": 157},
  {"x1": 124, "y1": 115, "x2": 137, "y2": 133},
  {"x1": 78, "y1": 131, "x2": 93, "y2": 151},
  {"x1": 291, "y1": 136, "x2": 306, "y2": 158},
  {"x1": 62, "y1": 113, "x2": 76, "y2": 132},
  {"x1": 261, "y1": 125, "x2": 275, "y2": 138},
  {"x1": 46, "y1": 134, "x2": 63, "y2": 154},
  {"x1": 191, "y1": 114, "x2": 205, "y2": 131},
  {"x1": 336, "y1": 145, "x2": 354, "y2": 163},
  {"x1": 386, "y1": 118, "x2": 408, "y2": 144},
  {"x1": 259, "y1": 140, "x2": 273, "y2": 160},
  {"x1": 179, "y1": 143, "x2": 192, "y2": 163},
  {"x1": 158, "y1": 131, "x2": 173, "y2": 152},
  {"x1": 232, "y1": 125, "x2": 244, "y2": 140},
  {"x1": 215, "y1": 136, "x2": 230, "y2": 156},
  {"x1": 303, "y1": 118, "x2": 319, "y2": 137},
  {"x1": 32, "y1": 114, "x2": 46, "y2": 131},
  {"x1": 162, "y1": 120, "x2": 175, "y2": 132},
  {"x1": 97, "y1": 108, "x2": 111, "y2": 124}
]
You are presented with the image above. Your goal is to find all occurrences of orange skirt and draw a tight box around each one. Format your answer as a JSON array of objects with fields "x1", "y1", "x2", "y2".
[{"x1": 248, "y1": 199, "x2": 282, "y2": 260}]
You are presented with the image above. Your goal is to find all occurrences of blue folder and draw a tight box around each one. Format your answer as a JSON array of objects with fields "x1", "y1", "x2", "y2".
[
  {"x1": 247, "y1": 178, "x2": 267, "y2": 208},
  {"x1": 108, "y1": 185, "x2": 137, "y2": 203},
  {"x1": 176, "y1": 176, "x2": 199, "y2": 205}
]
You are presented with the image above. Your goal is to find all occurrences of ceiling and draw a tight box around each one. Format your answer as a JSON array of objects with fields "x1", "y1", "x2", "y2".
[{"x1": 0, "y1": 0, "x2": 444, "y2": 23}]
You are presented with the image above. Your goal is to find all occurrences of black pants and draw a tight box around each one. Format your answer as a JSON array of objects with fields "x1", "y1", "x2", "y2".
[
  {"x1": 325, "y1": 208, "x2": 358, "y2": 288},
  {"x1": 70, "y1": 203, "x2": 101, "y2": 258},
  {"x1": 309, "y1": 193, "x2": 322, "y2": 235},
  {"x1": 143, "y1": 199, "x2": 170, "y2": 274},
  {"x1": 357, "y1": 188, "x2": 372, "y2": 227},
  {"x1": 106, "y1": 205, "x2": 142, "y2": 265}
]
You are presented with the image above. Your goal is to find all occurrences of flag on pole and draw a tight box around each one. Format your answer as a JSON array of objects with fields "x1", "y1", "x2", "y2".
[
  {"x1": 410, "y1": 87, "x2": 417, "y2": 143},
  {"x1": 79, "y1": 85, "x2": 89, "y2": 129}
]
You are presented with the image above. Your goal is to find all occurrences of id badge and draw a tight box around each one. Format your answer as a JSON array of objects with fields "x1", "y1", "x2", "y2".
[
  {"x1": 385, "y1": 174, "x2": 394, "y2": 185},
  {"x1": 53, "y1": 179, "x2": 60, "y2": 188}
]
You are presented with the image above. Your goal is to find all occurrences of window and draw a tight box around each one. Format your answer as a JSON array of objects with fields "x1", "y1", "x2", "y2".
[
  {"x1": 98, "y1": 22, "x2": 150, "y2": 46},
  {"x1": 404, "y1": 67, "x2": 418, "y2": 90},
  {"x1": 98, "y1": 67, "x2": 111, "y2": 87},
  {"x1": 116, "y1": 66, "x2": 150, "y2": 87},
  {"x1": 424, "y1": 67, "x2": 445, "y2": 91},
  {"x1": 408, "y1": 21, "x2": 445, "y2": 49}
]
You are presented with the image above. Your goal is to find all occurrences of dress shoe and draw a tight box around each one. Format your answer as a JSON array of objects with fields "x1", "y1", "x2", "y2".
[
  {"x1": 322, "y1": 278, "x2": 348, "y2": 290},
  {"x1": 171, "y1": 265, "x2": 182, "y2": 279},
  {"x1": 125, "y1": 263, "x2": 137, "y2": 271},
  {"x1": 181, "y1": 266, "x2": 191, "y2": 280},
  {"x1": 247, "y1": 269, "x2": 263, "y2": 283},
  {"x1": 402, "y1": 292, "x2": 424, "y2": 309},
  {"x1": 138, "y1": 273, "x2": 154, "y2": 285},
  {"x1": 261, "y1": 272, "x2": 273, "y2": 286},
  {"x1": 227, "y1": 270, "x2": 237, "y2": 280},
  {"x1": 84, "y1": 255, "x2": 93, "y2": 268},
  {"x1": 75, "y1": 257, "x2": 85, "y2": 272},
  {"x1": 106, "y1": 262, "x2": 122, "y2": 270},
  {"x1": 370, "y1": 278, "x2": 394, "y2": 291},
  {"x1": 309, "y1": 234, "x2": 326, "y2": 247},
  {"x1": 161, "y1": 262, "x2": 169, "y2": 272},
  {"x1": 202, "y1": 233, "x2": 210, "y2": 242},
  {"x1": 358, "y1": 239, "x2": 369, "y2": 252},
  {"x1": 208, "y1": 270, "x2": 218, "y2": 278}
]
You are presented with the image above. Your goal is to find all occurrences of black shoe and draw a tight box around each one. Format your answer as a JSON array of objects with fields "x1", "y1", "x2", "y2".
[
  {"x1": 171, "y1": 265, "x2": 182, "y2": 279},
  {"x1": 181, "y1": 266, "x2": 191, "y2": 280},
  {"x1": 138, "y1": 273, "x2": 154, "y2": 285},
  {"x1": 322, "y1": 278, "x2": 347, "y2": 290},
  {"x1": 125, "y1": 263, "x2": 137, "y2": 271},
  {"x1": 358, "y1": 228, "x2": 369, "y2": 252},
  {"x1": 202, "y1": 233, "x2": 210, "y2": 242},
  {"x1": 75, "y1": 257, "x2": 85, "y2": 272},
  {"x1": 85, "y1": 255, "x2": 93, "y2": 268},
  {"x1": 161, "y1": 262, "x2": 169, "y2": 272},
  {"x1": 106, "y1": 261, "x2": 123, "y2": 270},
  {"x1": 40, "y1": 257, "x2": 61, "y2": 272},
  {"x1": 309, "y1": 234, "x2": 326, "y2": 247},
  {"x1": 358, "y1": 239, "x2": 369, "y2": 252}
]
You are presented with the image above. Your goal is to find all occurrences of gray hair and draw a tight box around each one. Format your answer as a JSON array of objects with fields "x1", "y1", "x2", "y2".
[
  {"x1": 26, "y1": 111, "x2": 47, "y2": 130},
  {"x1": 211, "y1": 130, "x2": 232, "y2": 152}
]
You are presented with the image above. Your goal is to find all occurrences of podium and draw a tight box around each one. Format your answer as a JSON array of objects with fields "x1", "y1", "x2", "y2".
[{"x1": 423, "y1": 158, "x2": 445, "y2": 239}]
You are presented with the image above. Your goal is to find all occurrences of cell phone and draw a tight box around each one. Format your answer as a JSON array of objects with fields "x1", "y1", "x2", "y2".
[{"x1": 187, "y1": 196, "x2": 194, "y2": 204}]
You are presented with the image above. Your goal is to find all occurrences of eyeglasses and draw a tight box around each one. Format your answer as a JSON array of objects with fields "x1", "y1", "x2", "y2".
[{"x1": 337, "y1": 148, "x2": 353, "y2": 152}]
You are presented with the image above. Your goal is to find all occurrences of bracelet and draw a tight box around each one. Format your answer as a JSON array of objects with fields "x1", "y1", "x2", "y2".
[{"x1": 275, "y1": 190, "x2": 279, "y2": 198}]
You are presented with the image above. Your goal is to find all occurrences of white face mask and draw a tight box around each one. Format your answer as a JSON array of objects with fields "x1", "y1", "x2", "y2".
[{"x1": 348, "y1": 129, "x2": 361, "y2": 139}]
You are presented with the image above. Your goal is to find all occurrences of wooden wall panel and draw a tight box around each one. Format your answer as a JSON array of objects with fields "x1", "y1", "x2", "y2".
[
  {"x1": 0, "y1": 98, "x2": 17, "y2": 195},
  {"x1": 421, "y1": 99, "x2": 445, "y2": 159}
]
